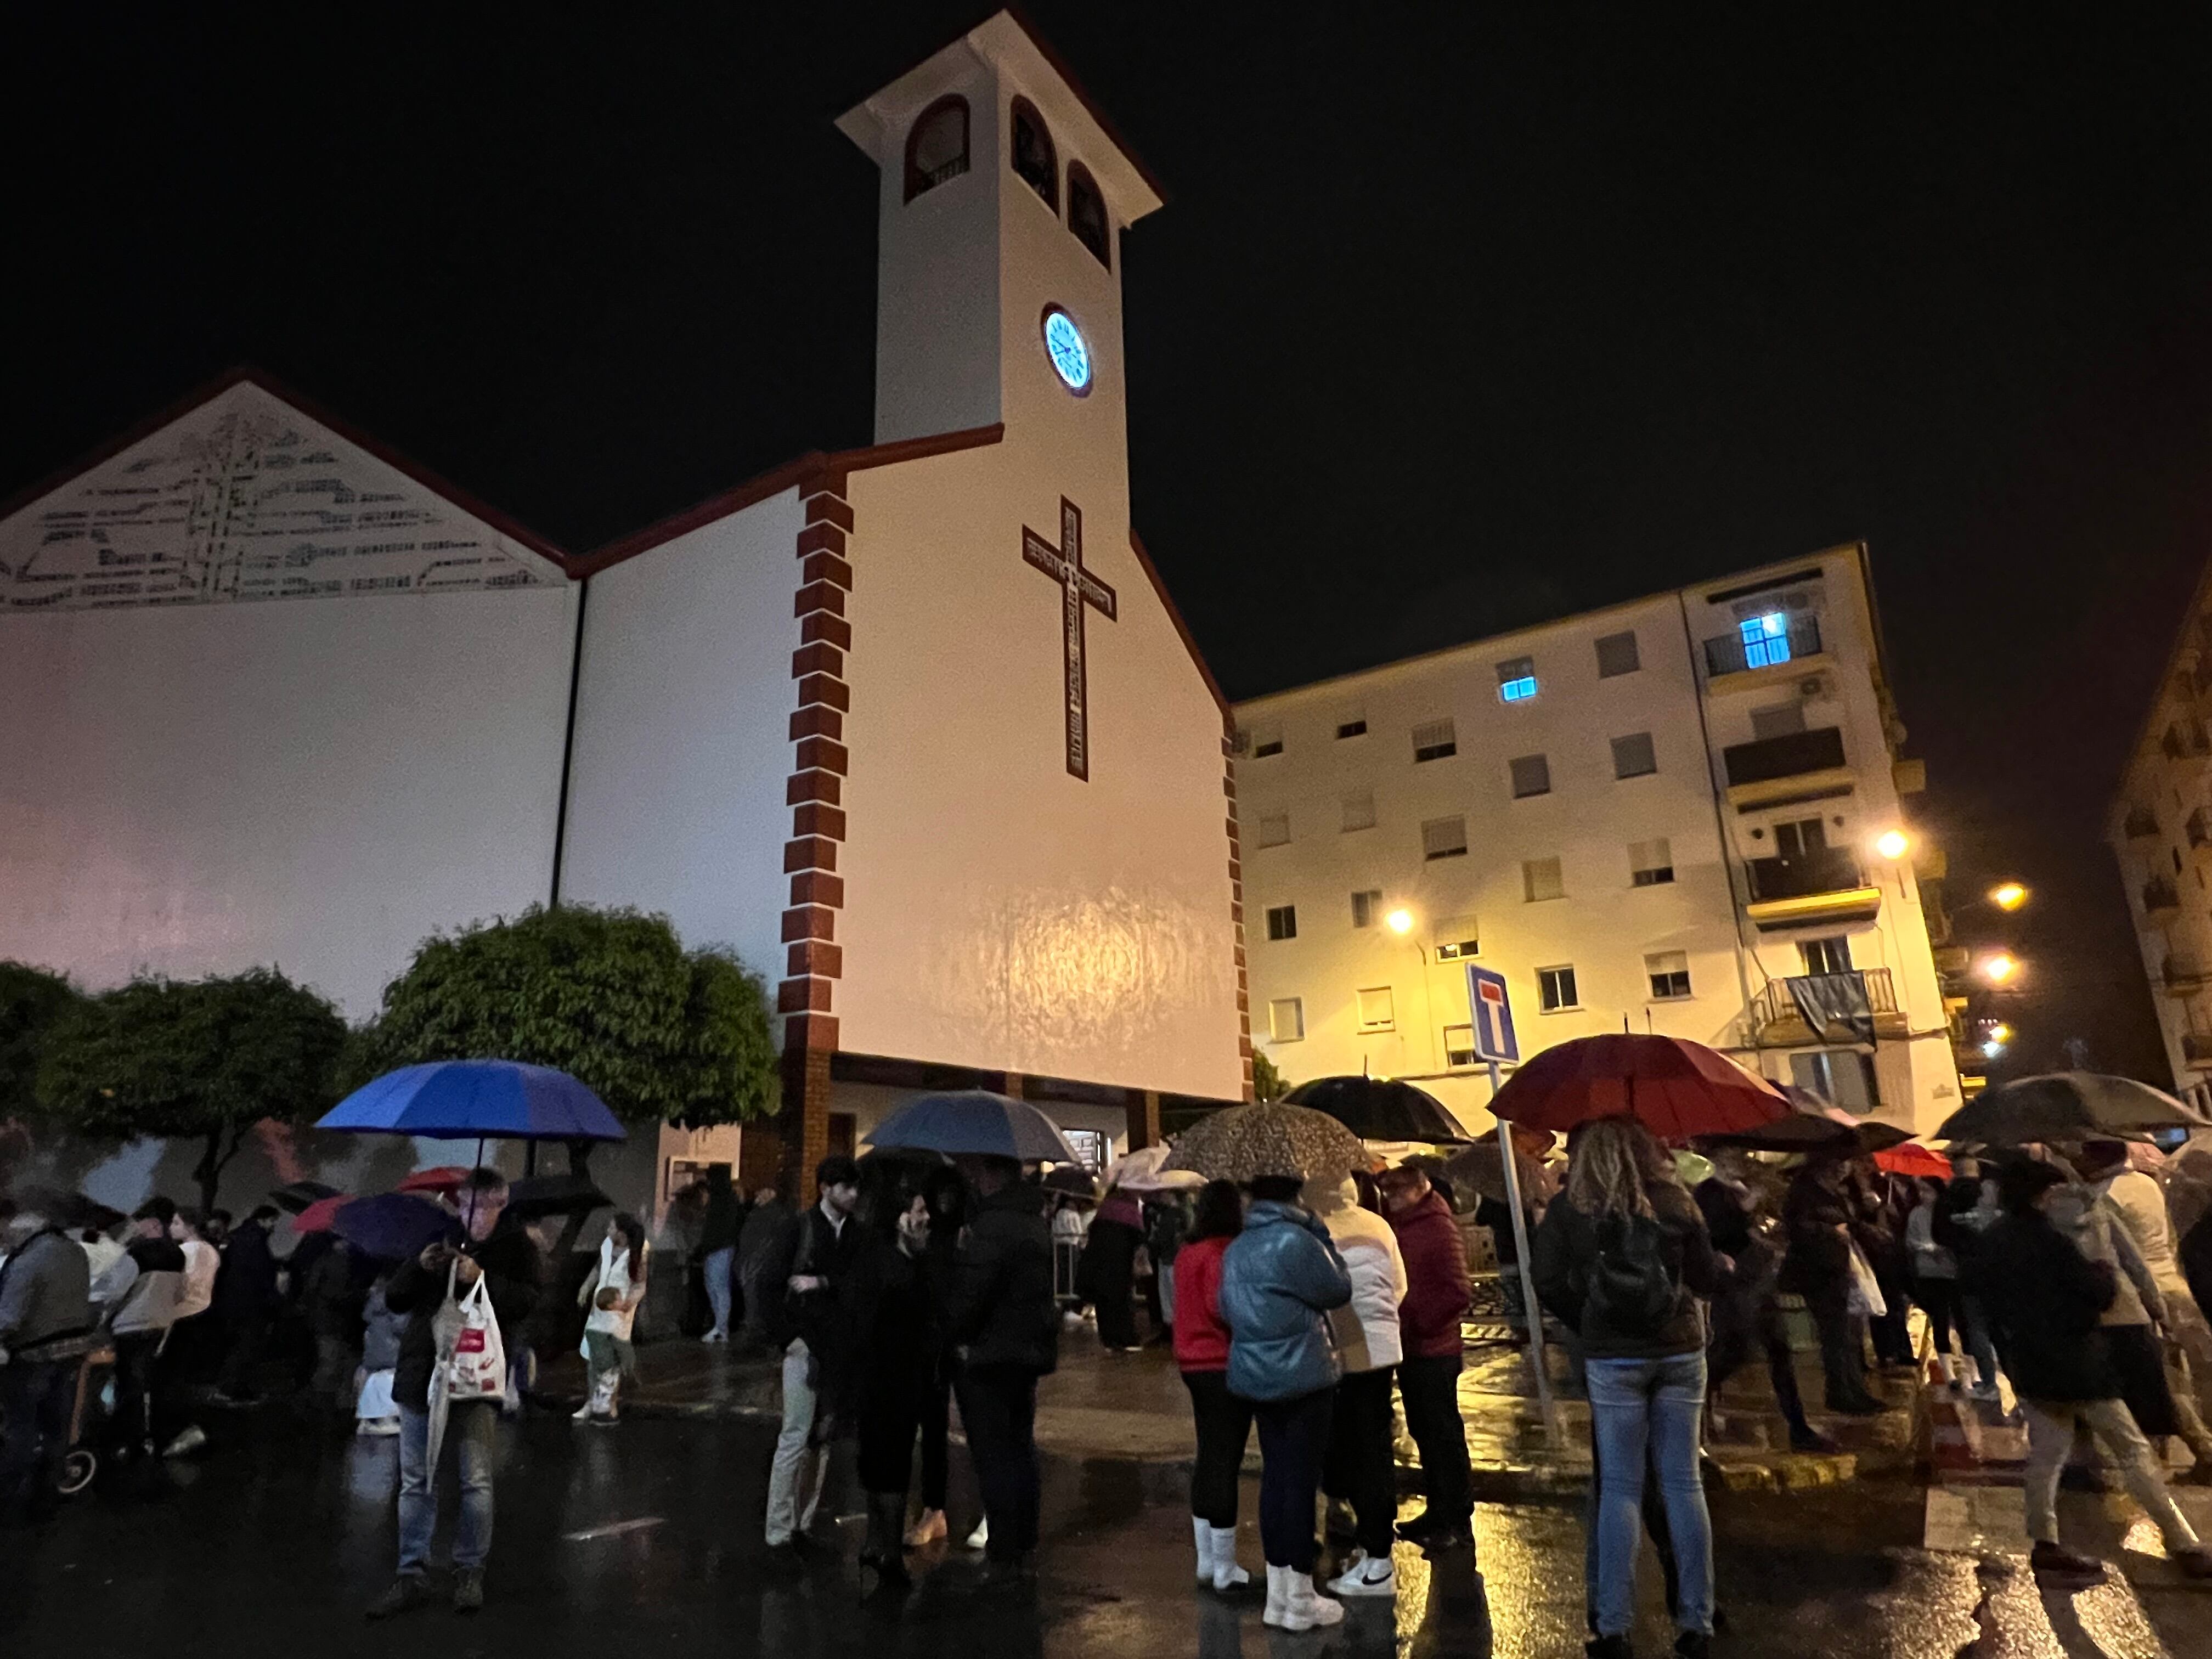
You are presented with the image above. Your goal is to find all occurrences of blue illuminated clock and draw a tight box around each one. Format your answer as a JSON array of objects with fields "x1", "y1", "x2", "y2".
[{"x1": 1041, "y1": 306, "x2": 1092, "y2": 394}]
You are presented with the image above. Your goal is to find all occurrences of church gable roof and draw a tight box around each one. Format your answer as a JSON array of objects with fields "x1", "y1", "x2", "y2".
[{"x1": 0, "y1": 368, "x2": 571, "y2": 613}]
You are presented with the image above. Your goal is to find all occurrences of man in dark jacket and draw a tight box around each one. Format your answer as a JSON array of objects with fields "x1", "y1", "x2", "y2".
[
  {"x1": 737, "y1": 1184, "x2": 797, "y2": 1352},
  {"x1": 366, "y1": 1169, "x2": 541, "y2": 1620},
  {"x1": 212, "y1": 1204, "x2": 282, "y2": 1402},
  {"x1": 945, "y1": 1154, "x2": 1057, "y2": 1584},
  {"x1": 1779, "y1": 1157, "x2": 1883, "y2": 1414},
  {"x1": 1967, "y1": 1159, "x2": 2212, "y2": 1582},
  {"x1": 697, "y1": 1166, "x2": 743, "y2": 1343},
  {"x1": 1381, "y1": 1163, "x2": 1474, "y2": 1548},
  {"x1": 0, "y1": 1198, "x2": 94, "y2": 1525},
  {"x1": 763, "y1": 1155, "x2": 861, "y2": 1570}
]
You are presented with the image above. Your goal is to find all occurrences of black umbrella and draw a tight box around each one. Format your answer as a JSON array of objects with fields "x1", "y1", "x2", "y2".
[
  {"x1": 502, "y1": 1173, "x2": 614, "y2": 1223},
  {"x1": 268, "y1": 1179, "x2": 343, "y2": 1215},
  {"x1": 8, "y1": 1185, "x2": 124, "y2": 1232},
  {"x1": 1282, "y1": 1076, "x2": 1472, "y2": 1145},
  {"x1": 1043, "y1": 1164, "x2": 1100, "y2": 1202},
  {"x1": 1936, "y1": 1072, "x2": 2212, "y2": 1147}
]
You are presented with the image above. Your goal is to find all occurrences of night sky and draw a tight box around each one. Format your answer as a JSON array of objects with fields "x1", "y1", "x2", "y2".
[{"x1": 9, "y1": 5, "x2": 2211, "y2": 1080}]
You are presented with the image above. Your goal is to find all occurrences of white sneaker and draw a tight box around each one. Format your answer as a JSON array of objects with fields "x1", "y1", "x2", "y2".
[
  {"x1": 162, "y1": 1425, "x2": 208, "y2": 1458},
  {"x1": 1279, "y1": 1570, "x2": 1346, "y2": 1630},
  {"x1": 358, "y1": 1416, "x2": 401, "y2": 1438},
  {"x1": 966, "y1": 1517, "x2": 990, "y2": 1551},
  {"x1": 905, "y1": 1508, "x2": 947, "y2": 1548},
  {"x1": 702, "y1": 1329, "x2": 728, "y2": 1344},
  {"x1": 1208, "y1": 1525, "x2": 1250, "y2": 1592},
  {"x1": 1329, "y1": 1550, "x2": 1396, "y2": 1598},
  {"x1": 1263, "y1": 1564, "x2": 1290, "y2": 1627},
  {"x1": 572, "y1": 1401, "x2": 595, "y2": 1421},
  {"x1": 1193, "y1": 1516, "x2": 1215, "y2": 1586}
]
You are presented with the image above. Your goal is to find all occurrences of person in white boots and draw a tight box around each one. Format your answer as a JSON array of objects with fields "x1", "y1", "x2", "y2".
[
  {"x1": 1171, "y1": 1180, "x2": 1256, "y2": 1593},
  {"x1": 1314, "y1": 1176, "x2": 1407, "y2": 1601},
  {"x1": 1219, "y1": 1171, "x2": 1353, "y2": 1632}
]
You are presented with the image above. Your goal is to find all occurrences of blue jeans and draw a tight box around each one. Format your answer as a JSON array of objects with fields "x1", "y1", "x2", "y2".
[
  {"x1": 0, "y1": 1359, "x2": 76, "y2": 1519},
  {"x1": 704, "y1": 1246, "x2": 735, "y2": 1337},
  {"x1": 398, "y1": 1401, "x2": 498, "y2": 1574},
  {"x1": 1587, "y1": 1351, "x2": 1713, "y2": 1638}
]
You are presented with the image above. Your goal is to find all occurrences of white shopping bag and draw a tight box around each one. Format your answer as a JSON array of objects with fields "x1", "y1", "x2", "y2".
[
  {"x1": 1844, "y1": 1237, "x2": 1888, "y2": 1321},
  {"x1": 444, "y1": 1269, "x2": 508, "y2": 1403}
]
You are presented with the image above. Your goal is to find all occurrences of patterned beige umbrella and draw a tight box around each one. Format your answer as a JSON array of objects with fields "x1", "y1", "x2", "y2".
[{"x1": 1165, "y1": 1102, "x2": 1368, "y2": 1185}]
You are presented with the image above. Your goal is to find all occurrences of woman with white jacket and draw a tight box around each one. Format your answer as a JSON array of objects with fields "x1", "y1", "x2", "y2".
[{"x1": 1313, "y1": 1177, "x2": 1408, "y2": 1600}]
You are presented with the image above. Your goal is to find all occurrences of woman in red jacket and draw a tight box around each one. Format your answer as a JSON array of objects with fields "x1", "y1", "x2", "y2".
[
  {"x1": 1173, "y1": 1179, "x2": 1251, "y2": 1593},
  {"x1": 1382, "y1": 1162, "x2": 1474, "y2": 1549}
]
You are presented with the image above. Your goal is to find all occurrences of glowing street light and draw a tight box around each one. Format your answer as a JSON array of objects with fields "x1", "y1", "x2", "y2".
[
  {"x1": 1385, "y1": 907, "x2": 1414, "y2": 935},
  {"x1": 1874, "y1": 828, "x2": 1911, "y2": 861},
  {"x1": 1987, "y1": 1023, "x2": 2013, "y2": 1044},
  {"x1": 1981, "y1": 1039, "x2": 2006, "y2": 1060},
  {"x1": 1980, "y1": 952, "x2": 2021, "y2": 985},
  {"x1": 1990, "y1": 882, "x2": 2028, "y2": 912}
]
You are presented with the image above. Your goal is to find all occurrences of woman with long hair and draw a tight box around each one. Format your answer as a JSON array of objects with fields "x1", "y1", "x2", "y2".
[
  {"x1": 1173, "y1": 1178, "x2": 1252, "y2": 1593},
  {"x1": 1532, "y1": 1119, "x2": 1722, "y2": 1658},
  {"x1": 577, "y1": 1212, "x2": 648, "y2": 1424},
  {"x1": 849, "y1": 1182, "x2": 941, "y2": 1587}
]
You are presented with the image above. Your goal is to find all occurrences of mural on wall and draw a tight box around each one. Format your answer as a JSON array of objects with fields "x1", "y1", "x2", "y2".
[{"x1": 0, "y1": 381, "x2": 560, "y2": 611}]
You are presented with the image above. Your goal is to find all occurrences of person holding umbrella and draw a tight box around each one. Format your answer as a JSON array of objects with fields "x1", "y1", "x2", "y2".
[{"x1": 366, "y1": 1168, "x2": 541, "y2": 1620}]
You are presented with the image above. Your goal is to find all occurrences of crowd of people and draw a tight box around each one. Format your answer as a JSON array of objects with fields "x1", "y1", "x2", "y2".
[{"x1": 14, "y1": 1123, "x2": 2212, "y2": 1646}]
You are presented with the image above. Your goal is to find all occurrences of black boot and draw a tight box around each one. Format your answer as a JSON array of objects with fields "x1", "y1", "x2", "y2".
[{"x1": 861, "y1": 1492, "x2": 911, "y2": 1584}]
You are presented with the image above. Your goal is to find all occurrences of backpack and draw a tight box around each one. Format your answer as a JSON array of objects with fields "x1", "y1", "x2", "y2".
[{"x1": 1583, "y1": 1212, "x2": 1680, "y2": 1338}]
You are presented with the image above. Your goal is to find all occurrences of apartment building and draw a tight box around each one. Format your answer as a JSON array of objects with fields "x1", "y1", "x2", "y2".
[
  {"x1": 1233, "y1": 543, "x2": 1963, "y2": 1135},
  {"x1": 2109, "y1": 568, "x2": 2212, "y2": 1110}
]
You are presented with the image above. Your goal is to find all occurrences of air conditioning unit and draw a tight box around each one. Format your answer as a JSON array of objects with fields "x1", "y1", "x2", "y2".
[{"x1": 1797, "y1": 674, "x2": 1829, "y2": 700}]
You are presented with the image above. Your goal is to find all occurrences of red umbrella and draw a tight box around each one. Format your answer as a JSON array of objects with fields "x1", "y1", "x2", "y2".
[
  {"x1": 395, "y1": 1166, "x2": 470, "y2": 1194},
  {"x1": 1487, "y1": 1034, "x2": 1790, "y2": 1144},
  {"x1": 291, "y1": 1193, "x2": 353, "y2": 1233},
  {"x1": 1874, "y1": 1142, "x2": 1953, "y2": 1180}
]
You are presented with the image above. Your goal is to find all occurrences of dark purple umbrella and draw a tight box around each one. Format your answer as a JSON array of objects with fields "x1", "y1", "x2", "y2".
[{"x1": 330, "y1": 1192, "x2": 460, "y2": 1261}]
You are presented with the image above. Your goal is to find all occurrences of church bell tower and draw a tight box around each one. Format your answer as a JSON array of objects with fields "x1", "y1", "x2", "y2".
[{"x1": 836, "y1": 12, "x2": 1166, "y2": 461}]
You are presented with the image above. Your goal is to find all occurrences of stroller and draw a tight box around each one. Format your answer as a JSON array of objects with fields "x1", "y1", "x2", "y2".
[{"x1": 0, "y1": 1329, "x2": 113, "y2": 1499}]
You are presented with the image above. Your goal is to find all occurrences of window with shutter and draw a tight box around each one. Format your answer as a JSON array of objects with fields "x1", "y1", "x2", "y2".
[
  {"x1": 1497, "y1": 657, "x2": 1539, "y2": 702},
  {"x1": 1595, "y1": 631, "x2": 1641, "y2": 678},
  {"x1": 1630, "y1": 838, "x2": 1674, "y2": 885},
  {"x1": 1255, "y1": 812, "x2": 1290, "y2": 848},
  {"x1": 1422, "y1": 816, "x2": 1469, "y2": 861},
  {"x1": 1510, "y1": 754, "x2": 1551, "y2": 798},
  {"x1": 1523, "y1": 857, "x2": 1565, "y2": 901},
  {"x1": 1646, "y1": 951, "x2": 1692, "y2": 999},
  {"x1": 1538, "y1": 965, "x2": 1579, "y2": 1011},
  {"x1": 1412, "y1": 719, "x2": 1457, "y2": 761},
  {"x1": 1356, "y1": 987, "x2": 1396, "y2": 1031},
  {"x1": 1268, "y1": 998, "x2": 1305, "y2": 1041},
  {"x1": 1265, "y1": 905, "x2": 1297, "y2": 941},
  {"x1": 1611, "y1": 732, "x2": 1657, "y2": 778},
  {"x1": 1341, "y1": 792, "x2": 1376, "y2": 832},
  {"x1": 1351, "y1": 889, "x2": 1384, "y2": 928}
]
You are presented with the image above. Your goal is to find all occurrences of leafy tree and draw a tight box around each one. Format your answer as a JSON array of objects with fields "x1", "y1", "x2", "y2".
[
  {"x1": 38, "y1": 968, "x2": 348, "y2": 1211},
  {"x1": 0, "y1": 961, "x2": 83, "y2": 1130},
  {"x1": 359, "y1": 905, "x2": 778, "y2": 1159},
  {"x1": 1252, "y1": 1049, "x2": 1290, "y2": 1103}
]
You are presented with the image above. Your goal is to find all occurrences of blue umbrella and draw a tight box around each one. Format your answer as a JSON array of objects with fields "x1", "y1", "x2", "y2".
[
  {"x1": 866, "y1": 1091, "x2": 1080, "y2": 1163},
  {"x1": 331, "y1": 1191, "x2": 461, "y2": 1262},
  {"x1": 316, "y1": 1060, "x2": 627, "y2": 1142}
]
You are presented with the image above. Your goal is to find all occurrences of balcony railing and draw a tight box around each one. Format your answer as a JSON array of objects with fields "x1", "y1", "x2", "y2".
[
  {"x1": 1704, "y1": 616, "x2": 1825, "y2": 679},
  {"x1": 1750, "y1": 968, "x2": 1899, "y2": 1035},
  {"x1": 2145, "y1": 877, "x2": 2182, "y2": 912},
  {"x1": 1723, "y1": 726, "x2": 1847, "y2": 789},
  {"x1": 1745, "y1": 848, "x2": 1867, "y2": 902},
  {"x1": 2185, "y1": 1033, "x2": 2212, "y2": 1064},
  {"x1": 2126, "y1": 806, "x2": 2160, "y2": 838}
]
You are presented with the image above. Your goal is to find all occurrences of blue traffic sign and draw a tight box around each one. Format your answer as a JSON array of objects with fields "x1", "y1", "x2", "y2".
[{"x1": 1465, "y1": 966, "x2": 1519, "y2": 1065}]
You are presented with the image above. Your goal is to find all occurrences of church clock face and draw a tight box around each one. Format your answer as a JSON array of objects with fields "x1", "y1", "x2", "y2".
[{"x1": 1041, "y1": 306, "x2": 1092, "y2": 395}]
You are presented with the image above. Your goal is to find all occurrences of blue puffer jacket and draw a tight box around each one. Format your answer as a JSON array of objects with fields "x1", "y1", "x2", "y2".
[{"x1": 1220, "y1": 1201, "x2": 1353, "y2": 1402}]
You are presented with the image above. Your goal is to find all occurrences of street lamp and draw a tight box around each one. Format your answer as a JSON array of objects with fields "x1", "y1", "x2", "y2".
[
  {"x1": 1980, "y1": 951, "x2": 2021, "y2": 985},
  {"x1": 1990, "y1": 882, "x2": 2028, "y2": 912},
  {"x1": 1385, "y1": 907, "x2": 1414, "y2": 935},
  {"x1": 1874, "y1": 828, "x2": 1911, "y2": 861},
  {"x1": 1987, "y1": 1023, "x2": 2013, "y2": 1044}
]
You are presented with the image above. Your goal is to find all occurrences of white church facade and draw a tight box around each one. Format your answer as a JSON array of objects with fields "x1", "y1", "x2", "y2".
[{"x1": 0, "y1": 14, "x2": 1251, "y2": 1210}]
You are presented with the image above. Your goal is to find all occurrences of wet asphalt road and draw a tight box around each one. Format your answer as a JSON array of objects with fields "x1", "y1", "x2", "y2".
[{"x1": 8, "y1": 1410, "x2": 2212, "y2": 1658}]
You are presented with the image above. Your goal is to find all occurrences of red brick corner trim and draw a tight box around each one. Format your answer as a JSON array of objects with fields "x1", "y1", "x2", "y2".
[{"x1": 1223, "y1": 716, "x2": 1254, "y2": 1101}]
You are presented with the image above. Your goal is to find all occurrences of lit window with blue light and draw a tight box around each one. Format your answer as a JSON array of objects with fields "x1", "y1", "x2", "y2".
[
  {"x1": 1497, "y1": 656, "x2": 1538, "y2": 703},
  {"x1": 1740, "y1": 612, "x2": 1791, "y2": 669}
]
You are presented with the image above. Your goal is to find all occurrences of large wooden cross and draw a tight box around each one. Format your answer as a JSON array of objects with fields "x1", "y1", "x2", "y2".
[{"x1": 1021, "y1": 496, "x2": 1117, "y2": 780}]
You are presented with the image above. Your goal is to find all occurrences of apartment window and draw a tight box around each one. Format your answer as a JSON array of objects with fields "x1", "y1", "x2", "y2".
[
  {"x1": 1497, "y1": 656, "x2": 1539, "y2": 703},
  {"x1": 1630, "y1": 838, "x2": 1675, "y2": 886},
  {"x1": 1254, "y1": 812, "x2": 1290, "y2": 849},
  {"x1": 1433, "y1": 915, "x2": 1481, "y2": 960},
  {"x1": 1336, "y1": 718, "x2": 1368, "y2": 740},
  {"x1": 1412, "y1": 719, "x2": 1457, "y2": 762},
  {"x1": 1646, "y1": 950, "x2": 1692, "y2": 1000},
  {"x1": 1523, "y1": 856, "x2": 1565, "y2": 902},
  {"x1": 1774, "y1": 817, "x2": 1826, "y2": 858},
  {"x1": 1740, "y1": 612, "x2": 1794, "y2": 669},
  {"x1": 1250, "y1": 726, "x2": 1284, "y2": 758},
  {"x1": 1444, "y1": 1024, "x2": 1477, "y2": 1067},
  {"x1": 1595, "y1": 631, "x2": 1641, "y2": 678},
  {"x1": 1265, "y1": 904, "x2": 1298, "y2": 941},
  {"x1": 1357, "y1": 987, "x2": 1396, "y2": 1032},
  {"x1": 1791, "y1": 1049, "x2": 1877, "y2": 1113},
  {"x1": 1510, "y1": 753, "x2": 1551, "y2": 798},
  {"x1": 1800, "y1": 935, "x2": 1853, "y2": 975},
  {"x1": 1351, "y1": 889, "x2": 1384, "y2": 929},
  {"x1": 1611, "y1": 732, "x2": 1657, "y2": 779},
  {"x1": 1268, "y1": 997, "x2": 1306, "y2": 1042},
  {"x1": 1423, "y1": 815, "x2": 1469, "y2": 861},
  {"x1": 1341, "y1": 791, "x2": 1376, "y2": 832},
  {"x1": 1538, "y1": 965, "x2": 1580, "y2": 1012}
]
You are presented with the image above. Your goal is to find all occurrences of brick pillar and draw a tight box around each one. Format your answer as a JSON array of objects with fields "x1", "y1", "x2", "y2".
[
  {"x1": 1125, "y1": 1088, "x2": 1161, "y2": 1152},
  {"x1": 998, "y1": 1071, "x2": 1025, "y2": 1099},
  {"x1": 777, "y1": 1025, "x2": 835, "y2": 1193}
]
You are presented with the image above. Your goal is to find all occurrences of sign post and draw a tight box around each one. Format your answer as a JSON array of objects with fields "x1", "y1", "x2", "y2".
[{"x1": 1465, "y1": 966, "x2": 1554, "y2": 1427}]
